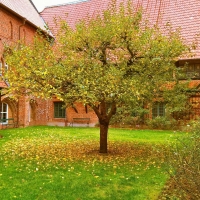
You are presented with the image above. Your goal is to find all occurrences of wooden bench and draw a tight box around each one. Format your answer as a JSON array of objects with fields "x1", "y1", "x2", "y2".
[
  {"x1": 0, "y1": 118, "x2": 18, "y2": 129},
  {"x1": 72, "y1": 118, "x2": 90, "y2": 127}
]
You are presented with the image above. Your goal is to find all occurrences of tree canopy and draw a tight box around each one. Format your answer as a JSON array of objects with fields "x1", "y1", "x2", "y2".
[{"x1": 5, "y1": 2, "x2": 189, "y2": 153}]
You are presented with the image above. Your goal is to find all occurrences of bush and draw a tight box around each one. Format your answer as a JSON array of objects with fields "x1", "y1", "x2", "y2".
[
  {"x1": 146, "y1": 116, "x2": 177, "y2": 130},
  {"x1": 109, "y1": 107, "x2": 147, "y2": 127},
  {"x1": 163, "y1": 120, "x2": 200, "y2": 199},
  {"x1": 110, "y1": 115, "x2": 142, "y2": 127}
]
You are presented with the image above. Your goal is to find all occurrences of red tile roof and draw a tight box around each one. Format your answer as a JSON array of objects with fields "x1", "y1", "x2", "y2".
[
  {"x1": 40, "y1": 0, "x2": 200, "y2": 58},
  {"x1": 40, "y1": 0, "x2": 110, "y2": 34},
  {"x1": 0, "y1": 0, "x2": 46, "y2": 30}
]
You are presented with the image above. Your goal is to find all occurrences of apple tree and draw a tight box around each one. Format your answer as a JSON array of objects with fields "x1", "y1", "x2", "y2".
[{"x1": 5, "y1": 2, "x2": 188, "y2": 153}]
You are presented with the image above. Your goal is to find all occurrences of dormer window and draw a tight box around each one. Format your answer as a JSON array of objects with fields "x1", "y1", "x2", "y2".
[
  {"x1": 177, "y1": 59, "x2": 200, "y2": 80},
  {"x1": 186, "y1": 63, "x2": 200, "y2": 79}
]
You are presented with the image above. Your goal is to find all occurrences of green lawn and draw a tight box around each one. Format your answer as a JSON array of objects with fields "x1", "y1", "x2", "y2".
[{"x1": 0, "y1": 126, "x2": 182, "y2": 200}]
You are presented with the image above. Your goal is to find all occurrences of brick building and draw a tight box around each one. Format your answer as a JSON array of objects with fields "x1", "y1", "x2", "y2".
[
  {"x1": 0, "y1": 0, "x2": 98, "y2": 128},
  {"x1": 1, "y1": 0, "x2": 200, "y2": 128},
  {"x1": 40, "y1": 0, "x2": 200, "y2": 122},
  {"x1": 0, "y1": 0, "x2": 48, "y2": 128}
]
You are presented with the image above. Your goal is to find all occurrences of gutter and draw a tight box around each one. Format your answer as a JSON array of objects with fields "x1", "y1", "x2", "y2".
[{"x1": 0, "y1": 3, "x2": 54, "y2": 39}]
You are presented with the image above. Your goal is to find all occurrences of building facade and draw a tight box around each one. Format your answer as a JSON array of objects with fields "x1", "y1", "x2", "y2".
[
  {"x1": 40, "y1": 0, "x2": 200, "y2": 122},
  {"x1": 1, "y1": 0, "x2": 200, "y2": 128},
  {"x1": 0, "y1": 0, "x2": 98, "y2": 128},
  {"x1": 0, "y1": 0, "x2": 45, "y2": 128}
]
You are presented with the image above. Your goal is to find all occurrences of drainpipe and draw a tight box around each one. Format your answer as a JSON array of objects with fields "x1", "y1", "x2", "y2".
[
  {"x1": 19, "y1": 18, "x2": 27, "y2": 40},
  {"x1": 0, "y1": 88, "x2": 2, "y2": 119},
  {"x1": 17, "y1": 18, "x2": 26, "y2": 127},
  {"x1": 16, "y1": 97, "x2": 19, "y2": 126}
]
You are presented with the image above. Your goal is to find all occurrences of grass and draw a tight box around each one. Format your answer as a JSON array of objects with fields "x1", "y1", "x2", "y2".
[{"x1": 0, "y1": 126, "x2": 183, "y2": 200}]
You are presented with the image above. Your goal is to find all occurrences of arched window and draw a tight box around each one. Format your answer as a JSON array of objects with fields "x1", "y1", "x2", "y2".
[
  {"x1": 0, "y1": 103, "x2": 8, "y2": 123},
  {"x1": 10, "y1": 21, "x2": 13, "y2": 39}
]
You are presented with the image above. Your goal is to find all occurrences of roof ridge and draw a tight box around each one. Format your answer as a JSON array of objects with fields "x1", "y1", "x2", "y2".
[
  {"x1": 29, "y1": 0, "x2": 39, "y2": 13},
  {"x1": 44, "y1": 0, "x2": 89, "y2": 9}
]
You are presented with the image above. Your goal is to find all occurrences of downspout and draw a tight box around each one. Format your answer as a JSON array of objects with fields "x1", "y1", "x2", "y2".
[
  {"x1": 17, "y1": 97, "x2": 19, "y2": 126},
  {"x1": 0, "y1": 57, "x2": 4, "y2": 124},
  {"x1": 17, "y1": 18, "x2": 26, "y2": 126},
  {"x1": 19, "y1": 18, "x2": 27, "y2": 40},
  {"x1": 0, "y1": 88, "x2": 2, "y2": 120}
]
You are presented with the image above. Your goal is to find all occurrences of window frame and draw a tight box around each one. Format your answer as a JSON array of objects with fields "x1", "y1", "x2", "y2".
[
  {"x1": 152, "y1": 102, "x2": 165, "y2": 119},
  {"x1": 177, "y1": 60, "x2": 200, "y2": 80},
  {"x1": 54, "y1": 102, "x2": 66, "y2": 118},
  {"x1": 186, "y1": 63, "x2": 200, "y2": 79},
  {"x1": 0, "y1": 103, "x2": 8, "y2": 124}
]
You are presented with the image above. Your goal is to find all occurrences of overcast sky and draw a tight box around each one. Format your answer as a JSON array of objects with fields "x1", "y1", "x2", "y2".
[{"x1": 32, "y1": 0, "x2": 77, "y2": 12}]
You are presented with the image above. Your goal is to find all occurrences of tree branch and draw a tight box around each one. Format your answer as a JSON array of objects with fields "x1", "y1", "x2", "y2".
[
  {"x1": 108, "y1": 102, "x2": 117, "y2": 120},
  {"x1": 89, "y1": 103, "x2": 101, "y2": 119}
]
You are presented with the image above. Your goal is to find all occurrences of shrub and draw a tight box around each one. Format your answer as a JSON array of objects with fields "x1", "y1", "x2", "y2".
[
  {"x1": 163, "y1": 120, "x2": 200, "y2": 199},
  {"x1": 146, "y1": 116, "x2": 177, "y2": 130},
  {"x1": 110, "y1": 115, "x2": 141, "y2": 128}
]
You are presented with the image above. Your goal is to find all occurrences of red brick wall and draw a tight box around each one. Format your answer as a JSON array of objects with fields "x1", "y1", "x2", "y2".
[
  {"x1": 0, "y1": 7, "x2": 38, "y2": 128},
  {"x1": 0, "y1": 6, "x2": 99, "y2": 128},
  {"x1": 67, "y1": 103, "x2": 98, "y2": 125},
  {"x1": 32, "y1": 98, "x2": 98, "y2": 127},
  {"x1": 0, "y1": 7, "x2": 36, "y2": 50}
]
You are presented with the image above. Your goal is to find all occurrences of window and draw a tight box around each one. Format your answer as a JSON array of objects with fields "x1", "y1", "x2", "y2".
[
  {"x1": 54, "y1": 102, "x2": 66, "y2": 118},
  {"x1": 186, "y1": 64, "x2": 200, "y2": 79},
  {"x1": 190, "y1": 96, "x2": 200, "y2": 119},
  {"x1": 179, "y1": 62, "x2": 200, "y2": 79},
  {"x1": 152, "y1": 102, "x2": 165, "y2": 118},
  {"x1": 0, "y1": 103, "x2": 8, "y2": 123},
  {"x1": 0, "y1": 61, "x2": 8, "y2": 76},
  {"x1": 5, "y1": 63, "x2": 8, "y2": 72}
]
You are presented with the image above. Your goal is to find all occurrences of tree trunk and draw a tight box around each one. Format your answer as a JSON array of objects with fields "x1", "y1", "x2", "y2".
[
  {"x1": 91, "y1": 101, "x2": 116, "y2": 154},
  {"x1": 99, "y1": 122, "x2": 109, "y2": 153}
]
